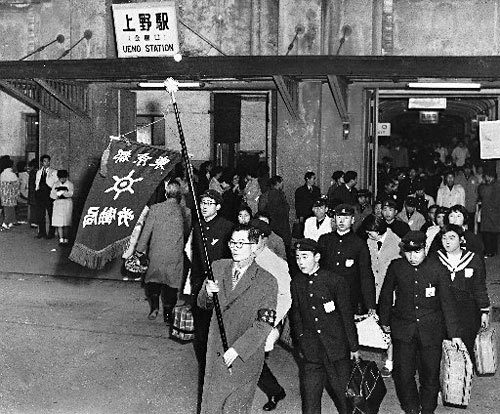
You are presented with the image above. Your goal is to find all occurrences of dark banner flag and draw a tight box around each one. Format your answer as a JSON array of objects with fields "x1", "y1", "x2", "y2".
[{"x1": 69, "y1": 138, "x2": 181, "y2": 269}]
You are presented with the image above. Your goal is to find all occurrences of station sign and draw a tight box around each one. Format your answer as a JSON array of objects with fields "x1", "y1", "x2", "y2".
[
  {"x1": 112, "y1": 1, "x2": 180, "y2": 58},
  {"x1": 408, "y1": 98, "x2": 447, "y2": 109}
]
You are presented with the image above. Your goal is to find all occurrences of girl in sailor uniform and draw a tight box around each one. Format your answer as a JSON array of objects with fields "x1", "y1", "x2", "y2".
[{"x1": 435, "y1": 224, "x2": 490, "y2": 356}]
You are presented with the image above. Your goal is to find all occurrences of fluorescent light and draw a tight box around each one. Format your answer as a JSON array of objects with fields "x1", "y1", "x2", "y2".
[
  {"x1": 407, "y1": 82, "x2": 481, "y2": 89},
  {"x1": 137, "y1": 82, "x2": 202, "y2": 88}
]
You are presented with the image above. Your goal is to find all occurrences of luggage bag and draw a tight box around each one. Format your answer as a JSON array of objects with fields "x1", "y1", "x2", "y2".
[
  {"x1": 345, "y1": 359, "x2": 387, "y2": 414},
  {"x1": 170, "y1": 305, "x2": 195, "y2": 342},
  {"x1": 474, "y1": 326, "x2": 497, "y2": 375},
  {"x1": 440, "y1": 339, "x2": 473, "y2": 407}
]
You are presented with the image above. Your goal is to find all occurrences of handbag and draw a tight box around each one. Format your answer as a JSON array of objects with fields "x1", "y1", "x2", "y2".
[
  {"x1": 345, "y1": 358, "x2": 387, "y2": 414},
  {"x1": 170, "y1": 305, "x2": 195, "y2": 342},
  {"x1": 440, "y1": 339, "x2": 473, "y2": 407},
  {"x1": 355, "y1": 315, "x2": 391, "y2": 350},
  {"x1": 123, "y1": 251, "x2": 149, "y2": 276},
  {"x1": 474, "y1": 326, "x2": 497, "y2": 375}
]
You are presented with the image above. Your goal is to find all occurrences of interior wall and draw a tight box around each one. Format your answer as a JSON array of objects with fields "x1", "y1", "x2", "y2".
[{"x1": 0, "y1": 94, "x2": 35, "y2": 158}]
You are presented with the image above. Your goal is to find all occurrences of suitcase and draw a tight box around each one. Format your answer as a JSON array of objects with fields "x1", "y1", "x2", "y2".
[
  {"x1": 278, "y1": 315, "x2": 294, "y2": 350},
  {"x1": 474, "y1": 326, "x2": 497, "y2": 375},
  {"x1": 345, "y1": 359, "x2": 387, "y2": 414},
  {"x1": 170, "y1": 305, "x2": 195, "y2": 342},
  {"x1": 440, "y1": 340, "x2": 473, "y2": 407}
]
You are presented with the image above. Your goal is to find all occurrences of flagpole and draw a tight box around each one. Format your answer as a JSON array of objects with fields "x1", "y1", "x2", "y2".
[{"x1": 164, "y1": 79, "x2": 231, "y2": 369}]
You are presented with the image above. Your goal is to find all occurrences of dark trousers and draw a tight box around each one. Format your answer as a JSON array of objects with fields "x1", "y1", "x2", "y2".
[
  {"x1": 301, "y1": 343, "x2": 351, "y2": 414},
  {"x1": 36, "y1": 195, "x2": 54, "y2": 237},
  {"x1": 481, "y1": 231, "x2": 498, "y2": 256},
  {"x1": 258, "y1": 357, "x2": 283, "y2": 398},
  {"x1": 144, "y1": 283, "x2": 177, "y2": 313},
  {"x1": 392, "y1": 335, "x2": 442, "y2": 414},
  {"x1": 466, "y1": 211, "x2": 475, "y2": 231}
]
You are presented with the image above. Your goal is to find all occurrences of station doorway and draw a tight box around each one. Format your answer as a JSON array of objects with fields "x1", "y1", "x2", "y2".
[{"x1": 365, "y1": 88, "x2": 500, "y2": 196}]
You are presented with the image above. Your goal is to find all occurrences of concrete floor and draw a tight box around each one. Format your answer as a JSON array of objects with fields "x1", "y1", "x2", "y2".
[{"x1": 1, "y1": 224, "x2": 499, "y2": 413}]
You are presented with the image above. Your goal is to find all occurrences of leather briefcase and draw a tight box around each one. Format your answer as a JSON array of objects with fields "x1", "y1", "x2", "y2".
[
  {"x1": 474, "y1": 326, "x2": 497, "y2": 375},
  {"x1": 346, "y1": 359, "x2": 387, "y2": 414}
]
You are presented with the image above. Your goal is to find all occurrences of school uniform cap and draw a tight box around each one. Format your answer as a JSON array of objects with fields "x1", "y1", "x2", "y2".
[
  {"x1": 312, "y1": 196, "x2": 328, "y2": 208},
  {"x1": 249, "y1": 218, "x2": 272, "y2": 237},
  {"x1": 294, "y1": 238, "x2": 321, "y2": 254},
  {"x1": 399, "y1": 230, "x2": 426, "y2": 252},
  {"x1": 200, "y1": 189, "x2": 222, "y2": 205},
  {"x1": 333, "y1": 204, "x2": 354, "y2": 216},
  {"x1": 381, "y1": 198, "x2": 397, "y2": 209}
]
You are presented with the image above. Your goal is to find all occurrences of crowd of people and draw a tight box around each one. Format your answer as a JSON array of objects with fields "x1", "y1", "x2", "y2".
[
  {"x1": 0, "y1": 154, "x2": 73, "y2": 245},
  {"x1": 129, "y1": 141, "x2": 493, "y2": 414}
]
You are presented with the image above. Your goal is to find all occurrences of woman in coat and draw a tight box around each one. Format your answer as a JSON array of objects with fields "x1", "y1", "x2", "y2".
[
  {"x1": 136, "y1": 180, "x2": 191, "y2": 323},
  {"x1": 436, "y1": 224, "x2": 490, "y2": 356},
  {"x1": 0, "y1": 158, "x2": 19, "y2": 229}
]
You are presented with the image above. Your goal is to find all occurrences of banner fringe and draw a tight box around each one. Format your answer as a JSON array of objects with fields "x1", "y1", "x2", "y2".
[{"x1": 69, "y1": 237, "x2": 130, "y2": 270}]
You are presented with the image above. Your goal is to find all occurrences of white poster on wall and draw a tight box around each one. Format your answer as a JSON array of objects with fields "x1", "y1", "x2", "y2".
[
  {"x1": 112, "y1": 2, "x2": 179, "y2": 58},
  {"x1": 479, "y1": 120, "x2": 500, "y2": 159}
]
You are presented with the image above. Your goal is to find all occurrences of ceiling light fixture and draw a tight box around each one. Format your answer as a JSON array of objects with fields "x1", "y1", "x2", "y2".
[
  {"x1": 137, "y1": 82, "x2": 203, "y2": 89},
  {"x1": 407, "y1": 82, "x2": 481, "y2": 89}
]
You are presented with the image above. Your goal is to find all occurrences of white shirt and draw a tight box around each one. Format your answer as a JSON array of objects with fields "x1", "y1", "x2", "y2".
[
  {"x1": 303, "y1": 216, "x2": 333, "y2": 241},
  {"x1": 451, "y1": 146, "x2": 470, "y2": 167},
  {"x1": 35, "y1": 167, "x2": 58, "y2": 191},
  {"x1": 436, "y1": 184, "x2": 465, "y2": 208}
]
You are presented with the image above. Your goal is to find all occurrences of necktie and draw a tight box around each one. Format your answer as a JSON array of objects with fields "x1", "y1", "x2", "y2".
[
  {"x1": 377, "y1": 241, "x2": 383, "y2": 251},
  {"x1": 232, "y1": 268, "x2": 242, "y2": 290}
]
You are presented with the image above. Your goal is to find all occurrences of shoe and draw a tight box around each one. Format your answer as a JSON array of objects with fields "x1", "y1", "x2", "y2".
[
  {"x1": 2, "y1": 223, "x2": 9, "y2": 230},
  {"x1": 147, "y1": 309, "x2": 159, "y2": 320},
  {"x1": 263, "y1": 389, "x2": 286, "y2": 411},
  {"x1": 380, "y1": 366, "x2": 392, "y2": 378},
  {"x1": 30, "y1": 223, "x2": 38, "y2": 228},
  {"x1": 36, "y1": 234, "x2": 46, "y2": 239}
]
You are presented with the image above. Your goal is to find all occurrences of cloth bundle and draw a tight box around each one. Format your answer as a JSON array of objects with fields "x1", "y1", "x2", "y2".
[{"x1": 440, "y1": 339, "x2": 473, "y2": 407}]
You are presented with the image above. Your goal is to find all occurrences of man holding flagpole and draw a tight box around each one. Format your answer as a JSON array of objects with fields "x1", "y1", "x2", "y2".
[{"x1": 198, "y1": 224, "x2": 277, "y2": 414}]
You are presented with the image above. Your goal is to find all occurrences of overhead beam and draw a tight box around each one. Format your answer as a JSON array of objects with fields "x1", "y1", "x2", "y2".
[
  {"x1": 0, "y1": 80, "x2": 60, "y2": 118},
  {"x1": 327, "y1": 75, "x2": 349, "y2": 122},
  {"x1": 273, "y1": 75, "x2": 300, "y2": 120},
  {"x1": 33, "y1": 78, "x2": 89, "y2": 119},
  {"x1": 1, "y1": 56, "x2": 500, "y2": 82}
]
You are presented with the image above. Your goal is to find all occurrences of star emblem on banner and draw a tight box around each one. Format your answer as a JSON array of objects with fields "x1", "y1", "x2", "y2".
[{"x1": 104, "y1": 170, "x2": 144, "y2": 200}]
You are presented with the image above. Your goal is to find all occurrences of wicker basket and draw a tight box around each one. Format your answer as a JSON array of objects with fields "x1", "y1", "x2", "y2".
[{"x1": 440, "y1": 339, "x2": 473, "y2": 407}]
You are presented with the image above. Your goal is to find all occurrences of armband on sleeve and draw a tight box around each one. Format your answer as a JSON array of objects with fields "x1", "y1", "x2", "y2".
[{"x1": 257, "y1": 308, "x2": 276, "y2": 327}]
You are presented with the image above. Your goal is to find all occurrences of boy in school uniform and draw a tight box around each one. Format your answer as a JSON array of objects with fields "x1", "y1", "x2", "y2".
[{"x1": 291, "y1": 238, "x2": 359, "y2": 414}]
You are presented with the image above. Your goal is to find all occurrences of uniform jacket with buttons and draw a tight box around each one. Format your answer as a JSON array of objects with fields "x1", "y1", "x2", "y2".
[
  {"x1": 294, "y1": 184, "x2": 321, "y2": 219},
  {"x1": 318, "y1": 231, "x2": 376, "y2": 311},
  {"x1": 197, "y1": 259, "x2": 277, "y2": 414},
  {"x1": 291, "y1": 268, "x2": 359, "y2": 363},
  {"x1": 379, "y1": 256, "x2": 460, "y2": 346},
  {"x1": 191, "y1": 214, "x2": 234, "y2": 295}
]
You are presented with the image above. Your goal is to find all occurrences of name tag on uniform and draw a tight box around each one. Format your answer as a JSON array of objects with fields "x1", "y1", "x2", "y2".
[
  {"x1": 464, "y1": 268, "x2": 474, "y2": 278},
  {"x1": 345, "y1": 259, "x2": 354, "y2": 268},
  {"x1": 211, "y1": 238, "x2": 219, "y2": 245},
  {"x1": 425, "y1": 286, "x2": 436, "y2": 297},
  {"x1": 323, "y1": 300, "x2": 336, "y2": 313}
]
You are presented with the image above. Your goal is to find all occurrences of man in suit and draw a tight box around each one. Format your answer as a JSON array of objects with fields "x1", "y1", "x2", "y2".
[
  {"x1": 294, "y1": 171, "x2": 321, "y2": 223},
  {"x1": 191, "y1": 189, "x2": 234, "y2": 399},
  {"x1": 197, "y1": 224, "x2": 277, "y2": 414},
  {"x1": 34, "y1": 154, "x2": 58, "y2": 239},
  {"x1": 329, "y1": 170, "x2": 359, "y2": 208},
  {"x1": 291, "y1": 238, "x2": 359, "y2": 414},
  {"x1": 379, "y1": 231, "x2": 463, "y2": 414},
  {"x1": 318, "y1": 204, "x2": 376, "y2": 316}
]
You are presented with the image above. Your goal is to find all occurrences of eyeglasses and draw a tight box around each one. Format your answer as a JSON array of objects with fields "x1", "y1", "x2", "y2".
[
  {"x1": 200, "y1": 200, "x2": 217, "y2": 206},
  {"x1": 228, "y1": 240, "x2": 254, "y2": 249}
]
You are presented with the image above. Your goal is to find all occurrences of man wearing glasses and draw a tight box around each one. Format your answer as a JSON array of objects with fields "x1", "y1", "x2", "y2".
[
  {"x1": 191, "y1": 189, "x2": 234, "y2": 402},
  {"x1": 198, "y1": 224, "x2": 278, "y2": 414}
]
